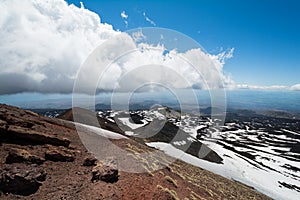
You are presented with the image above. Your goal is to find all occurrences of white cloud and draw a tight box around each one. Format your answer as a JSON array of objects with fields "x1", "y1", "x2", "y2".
[
  {"x1": 0, "y1": 0, "x2": 118, "y2": 94},
  {"x1": 290, "y1": 84, "x2": 300, "y2": 91},
  {"x1": 84, "y1": 41, "x2": 235, "y2": 93},
  {"x1": 121, "y1": 11, "x2": 128, "y2": 19},
  {"x1": 131, "y1": 30, "x2": 146, "y2": 42},
  {"x1": 0, "y1": 0, "x2": 234, "y2": 95},
  {"x1": 120, "y1": 11, "x2": 128, "y2": 27},
  {"x1": 143, "y1": 12, "x2": 156, "y2": 26},
  {"x1": 214, "y1": 48, "x2": 234, "y2": 65},
  {"x1": 80, "y1": 1, "x2": 84, "y2": 9}
]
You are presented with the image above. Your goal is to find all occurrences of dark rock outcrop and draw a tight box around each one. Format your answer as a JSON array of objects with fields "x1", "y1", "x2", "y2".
[
  {"x1": 91, "y1": 157, "x2": 118, "y2": 183},
  {"x1": 0, "y1": 105, "x2": 71, "y2": 147},
  {"x1": 6, "y1": 148, "x2": 45, "y2": 164},
  {"x1": 3, "y1": 125, "x2": 70, "y2": 147},
  {"x1": 0, "y1": 163, "x2": 46, "y2": 196},
  {"x1": 45, "y1": 147, "x2": 75, "y2": 162},
  {"x1": 83, "y1": 155, "x2": 98, "y2": 166}
]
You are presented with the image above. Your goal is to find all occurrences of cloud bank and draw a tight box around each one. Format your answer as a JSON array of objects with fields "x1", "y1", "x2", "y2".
[
  {"x1": 236, "y1": 84, "x2": 300, "y2": 91},
  {"x1": 0, "y1": 0, "x2": 234, "y2": 95}
]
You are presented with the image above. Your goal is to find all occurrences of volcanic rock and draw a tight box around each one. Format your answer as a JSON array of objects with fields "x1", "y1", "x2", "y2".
[
  {"x1": 0, "y1": 163, "x2": 46, "y2": 196},
  {"x1": 6, "y1": 125, "x2": 70, "y2": 147},
  {"x1": 45, "y1": 147, "x2": 75, "y2": 162},
  {"x1": 91, "y1": 157, "x2": 118, "y2": 183},
  {"x1": 83, "y1": 155, "x2": 98, "y2": 166},
  {"x1": 6, "y1": 148, "x2": 45, "y2": 164}
]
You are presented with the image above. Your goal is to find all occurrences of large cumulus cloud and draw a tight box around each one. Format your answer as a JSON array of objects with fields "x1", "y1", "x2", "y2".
[{"x1": 0, "y1": 0, "x2": 234, "y2": 95}]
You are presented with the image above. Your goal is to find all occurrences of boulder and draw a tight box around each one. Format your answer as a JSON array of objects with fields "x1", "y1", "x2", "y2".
[
  {"x1": 6, "y1": 148, "x2": 45, "y2": 164},
  {"x1": 83, "y1": 155, "x2": 98, "y2": 166},
  {"x1": 0, "y1": 163, "x2": 47, "y2": 196},
  {"x1": 91, "y1": 157, "x2": 118, "y2": 183},
  {"x1": 45, "y1": 147, "x2": 75, "y2": 162}
]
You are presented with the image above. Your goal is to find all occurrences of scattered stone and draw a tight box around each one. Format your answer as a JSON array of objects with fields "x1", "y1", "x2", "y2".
[
  {"x1": 76, "y1": 171, "x2": 83, "y2": 175},
  {"x1": 91, "y1": 157, "x2": 118, "y2": 183},
  {"x1": 45, "y1": 147, "x2": 75, "y2": 162},
  {"x1": 0, "y1": 163, "x2": 47, "y2": 196},
  {"x1": 6, "y1": 148, "x2": 45, "y2": 164},
  {"x1": 83, "y1": 155, "x2": 98, "y2": 166}
]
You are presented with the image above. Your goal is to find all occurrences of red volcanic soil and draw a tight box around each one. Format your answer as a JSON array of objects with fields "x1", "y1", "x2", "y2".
[{"x1": 0, "y1": 104, "x2": 271, "y2": 199}]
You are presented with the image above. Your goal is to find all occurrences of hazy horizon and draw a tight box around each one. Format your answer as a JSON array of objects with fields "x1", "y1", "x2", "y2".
[{"x1": 1, "y1": 90, "x2": 300, "y2": 115}]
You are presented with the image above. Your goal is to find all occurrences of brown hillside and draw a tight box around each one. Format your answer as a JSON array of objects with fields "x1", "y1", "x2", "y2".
[{"x1": 0, "y1": 104, "x2": 271, "y2": 199}]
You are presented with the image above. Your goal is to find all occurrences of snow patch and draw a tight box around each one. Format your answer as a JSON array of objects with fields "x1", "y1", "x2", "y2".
[
  {"x1": 146, "y1": 142, "x2": 300, "y2": 200},
  {"x1": 75, "y1": 123, "x2": 127, "y2": 140},
  {"x1": 118, "y1": 117, "x2": 146, "y2": 129}
]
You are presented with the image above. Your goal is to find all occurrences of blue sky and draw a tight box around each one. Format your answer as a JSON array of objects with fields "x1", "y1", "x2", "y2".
[
  {"x1": 1, "y1": 0, "x2": 300, "y2": 107},
  {"x1": 67, "y1": 0, "x2": 300, "y2": 86}
]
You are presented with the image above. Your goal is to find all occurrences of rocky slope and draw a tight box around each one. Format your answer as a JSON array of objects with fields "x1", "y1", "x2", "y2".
[
  {"x1": 93, "y1": 107, "x2": 300, "y2": 199},
  {"x1": 0, "y1": 104, "x2": 271, "y2": 199}
]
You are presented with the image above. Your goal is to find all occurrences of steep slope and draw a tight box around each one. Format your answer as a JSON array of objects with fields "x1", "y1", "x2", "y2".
[
  {"x1": 59, "y1": 108, "x2": 223, "y2": 164},
  {"x1": 0, "y1": 104, "x2": 271, "y2": 199}
]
